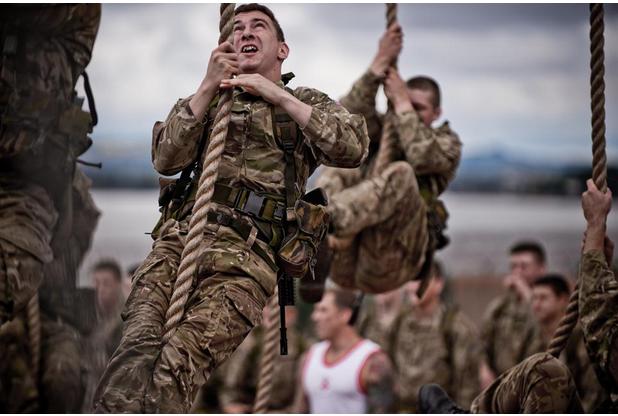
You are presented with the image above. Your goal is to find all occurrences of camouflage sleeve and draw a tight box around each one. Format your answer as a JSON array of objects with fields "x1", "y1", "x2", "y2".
[
  {"x1": 338, "y1": 70, "x2": 384, "y2": 141},
  {"x1": 151, "y1": 96, "x2": 207, "y2": 176},
  {"x1": 479, "y1": 297, "x2": 502, "y2": 372},
  {"x1": 2, "y1": 5, "x2": 101, "y2": 75},
  {"x1": 450, "y1": 313, "x2": 482, "y2": 408},
  {"x1": 578, "y1": 249, "x2": 618, "y2": 391},
  {"x1": 295, "y1": 87, "x2": 369, "y2": 169},
  {"x1": 315, "y1": 166, "x2": 363, "y2": 197},
  {"x1": 393, "y1": 112, "x2": 462, "y2": 180}
]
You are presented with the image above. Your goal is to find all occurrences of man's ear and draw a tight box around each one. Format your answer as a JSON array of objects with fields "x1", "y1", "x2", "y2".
[{"x1": 278, "y1": 42, "x2": 289, "y2": 61}]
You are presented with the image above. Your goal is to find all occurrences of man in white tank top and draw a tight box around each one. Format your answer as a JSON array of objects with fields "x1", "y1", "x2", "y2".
[{"x1": 293, "y1": 286, "x2": 395, "y2": 413}]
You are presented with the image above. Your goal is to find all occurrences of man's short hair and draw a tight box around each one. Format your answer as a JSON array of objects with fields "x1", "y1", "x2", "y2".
[
  {"x1": 533, "y1": 274, "x2": 571, "y2": 298},
  {"x1": 327, "y1": 288, "x2": 362, "y2": 326},
  {"x1": 510, "y1": 241, "x2": 546, "y2": 265},
  {"x1": 92, "y1": 259, "x2": 122, "y2": 283},
  {"x1": 235, "y1": 3, "x2": 285, "y2": 42},
  {"x1": 406, "y1": 76, "x2": 441, "y2": 108}
]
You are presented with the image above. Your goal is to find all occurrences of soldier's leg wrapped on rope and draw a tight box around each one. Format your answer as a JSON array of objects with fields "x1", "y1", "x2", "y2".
[
  {"x1": 95, "y1": 212, "x2": 272, "y2": 413},
  {"x1": 327, "y1": 161, "x2": 428, "y2": 293},
  {"x1": 470, "y1": 352, "x2": 582, "y2": 413}
]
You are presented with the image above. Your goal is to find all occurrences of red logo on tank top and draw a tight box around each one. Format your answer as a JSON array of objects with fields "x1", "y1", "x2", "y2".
[{"x1": 320, "y1": 377, "x2": 330, "y2": 390}]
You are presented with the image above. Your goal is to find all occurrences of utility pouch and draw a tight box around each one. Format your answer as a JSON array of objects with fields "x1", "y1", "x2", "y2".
[
  {"x1": 428, "y1": 198, "x2": 450, "y2": 250},
  {"x1": 277, "y1": 187, "x2": 329, "y2": 279}
]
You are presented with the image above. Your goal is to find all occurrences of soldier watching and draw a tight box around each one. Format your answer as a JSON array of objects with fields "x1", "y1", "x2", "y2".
[
  {"x1": 479, "y1": 241, "x2": 546, "y2": 388},
  {"x1": 389, "y1": 261, "x2": 481, "y2": 412},
  {"x1": 93, "y1": 4, "x2": 368, "y2": 413}
]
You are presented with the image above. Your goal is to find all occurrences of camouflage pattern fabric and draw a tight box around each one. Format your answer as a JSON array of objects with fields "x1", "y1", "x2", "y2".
[
  {"x1": 317, "y1": 70, "x2": 461, "y2": 293},
  {"x1": 480, "y1": 291, "x2": 544, "y2": 376},
  {"x1": 0, "y1": 314, "x2": 38, "y2": 413},
  {"x1": 579, "y1": 250, "x2": 618, "y2": 401},
  {"x1": 219, "y1": 324, "x2": 307, "y2": 412},
  {"x1": 470, "y1": 352, "x2": 583, "y2": 413},
  {"x1": 0, "y1": 4, "x2": 100, "y2": 322},
  {"x1": 356, "y1": 295, "x2": 393, "y2": 348},
  {"x1": 389, "y1": 304, "x2": 481, "y2": 411},
  {"x1": 94, "y1": 81, "x2": 368, "y2": 413}
]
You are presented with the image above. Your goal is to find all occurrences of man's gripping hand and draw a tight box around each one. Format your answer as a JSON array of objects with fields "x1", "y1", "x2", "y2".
[
  {"x1": 582, "y1": 179, "x2": 613, "y2": 256},
  {"x1": 370, "y1": 23, "x2": 403, "y2": 77},
  {"x1": 221, "y1": 74, "x2": 312, "y2": 128},
  {"x1": 189, "y1": 42, "x2": 239, "y2": 121}
]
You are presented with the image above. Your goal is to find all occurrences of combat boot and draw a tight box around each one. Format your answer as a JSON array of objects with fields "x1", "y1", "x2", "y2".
[{"x1": 418, "y1": 384, "x2": 469, "y2": 414}]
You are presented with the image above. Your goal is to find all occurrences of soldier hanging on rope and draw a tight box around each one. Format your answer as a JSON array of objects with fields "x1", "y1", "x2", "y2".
[
  {"x1": 317, "y1": 16, "x2": 462, "y2": 295},
  {"x1": 93, "y1": 4, "x2": 369, "y2": 413}
]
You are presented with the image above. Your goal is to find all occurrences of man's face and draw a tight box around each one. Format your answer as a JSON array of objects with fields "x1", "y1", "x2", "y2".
[
  {"x1": 311, "y1": 292, "x2": 350, "y2": 341},
  {"x1": 532, "y1": 285, "x2": 568, "y2": 325},
  {"x1": 408, "y1": 88, "x2": 441, "y2": 127},
  {"x1": 93, "y1": 269, "x2": 121, "y2": 312},
  {"x1": 233, "y1": 11, "x2": 288, "y2": 75},
  {"x1": 509, "y1": 252, "x2": 546, "y2": 285}
]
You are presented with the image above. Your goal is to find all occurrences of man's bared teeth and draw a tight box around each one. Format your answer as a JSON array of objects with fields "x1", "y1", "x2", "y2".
[{"x1": 242, "y1": 45, "x2": 257, "y2": 52}]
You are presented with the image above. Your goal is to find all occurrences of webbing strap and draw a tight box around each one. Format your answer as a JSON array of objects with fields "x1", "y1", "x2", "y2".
[{"x1": 271, "y1": 97, "x2": 298, "y2": 223}]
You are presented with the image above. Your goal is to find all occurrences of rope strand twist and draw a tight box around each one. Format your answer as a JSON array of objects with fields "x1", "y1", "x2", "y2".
[
  {"x1": 253, "y1": 289, "x2": 280, "y2": 413},
  {"x1": 548, "y1": 3, "x2": 606, "y2": 358},
  {"x1": 163, "y1": 3, "x2": 236, "y2": 342}
]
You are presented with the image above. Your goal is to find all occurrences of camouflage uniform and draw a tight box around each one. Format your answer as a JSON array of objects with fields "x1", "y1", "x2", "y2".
[
  {"x1": 470, "y1": 352, "x2": 583, "y2": 413},
  {"x1": 219, "y1": 324, "x2": 307, "y2": 412},
  {"x1": 534, "y1": 324, "x2": 607, "y2": 412},
  {"x1": 93, "y1": 78, "x2": 368, "y2": 413},
  {"x1": 0, "y1": 5, "x2": 100, "y2": 322},
  {"x1": 0, "y1": 5, "x2": 101, "y2": 412},
  {"x1": 579, "y1": 250, "x2": 618, "y2": 409},
  {"x1": 480, "y1": 291, "x2": 544, "y2": 376},
  {"x1": 389, "y1": 303, "x2": 481, "y2": 412},
  {"x1": 317, "y1": 70, "x2": 461, "y2": 293}
]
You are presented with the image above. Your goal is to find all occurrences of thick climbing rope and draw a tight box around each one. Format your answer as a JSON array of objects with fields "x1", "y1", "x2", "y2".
[
  {"x1": 371, "y1": 3, "x2": 399, "y2": 176},
  {"x1": 253, "y1": 288, "x2": 280, "y2": 413},
  {"x1": 26, "y1": 294, "x2": 41, "y2": 378},
  {"x1": 548, "y1": 3, "x2": 606, "y2": 358},
  {"x1": 162, "y1": 3, "x2": 236, "y2": 342}
]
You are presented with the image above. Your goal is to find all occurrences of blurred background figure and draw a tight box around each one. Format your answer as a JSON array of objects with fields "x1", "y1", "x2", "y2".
[
  {"x1": 478, "y1": 241, "x2": 546, "y2": 389},
  {"x1": 295, "y1": 285, "x2": 395, "y2": 413},
  {"x1": 389, "y1": 261, "x2": 481, "y2": 412},
  {"x1": 531, "y1": 274, "x2": 607, "y2": 412},
  {"x1": 82, "y1": 258, "x2": 125, "y2": 412},
  {"x1": 357, "y1": 286, "x2": 405, "y2": 349},
  {"x1": 217, "y1": 304, "x2": 307, "y2": 414}
]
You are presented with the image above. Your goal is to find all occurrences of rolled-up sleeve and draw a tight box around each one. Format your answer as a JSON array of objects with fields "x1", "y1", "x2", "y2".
[
  {"x1": 151, "y1": 96, "x2": 206, "y2": 176},
  {"x1": 296, "y1": 87, "x2": 369, "y2": 168}
]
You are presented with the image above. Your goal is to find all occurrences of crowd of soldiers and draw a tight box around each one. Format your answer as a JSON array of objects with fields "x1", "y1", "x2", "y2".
[{"x1": 1, "y1": 3, "x2": 617, "y2": 414}]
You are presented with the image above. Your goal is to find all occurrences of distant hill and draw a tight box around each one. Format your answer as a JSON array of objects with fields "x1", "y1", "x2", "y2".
[{"x1": 83, "y1": 140, "x2": 617, "y2": 195}]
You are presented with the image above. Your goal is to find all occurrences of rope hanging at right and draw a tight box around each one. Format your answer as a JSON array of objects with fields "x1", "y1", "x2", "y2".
[
  {"x1": 162, "y1": 3, "x2": 236, "y2": 343},
  {"x1": 548, "y1": 3, "x2": 607, "y2": 358},
  {"x1": 371, "y1": 3, "x2": 399, "y2": 176}
]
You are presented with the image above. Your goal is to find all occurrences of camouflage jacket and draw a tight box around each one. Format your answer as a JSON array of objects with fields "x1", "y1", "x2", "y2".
[
  {"x1": 389, "y1": 303, "x2": 481, "y2": 411},
  {"x1": 579, "y1": 250, "x2": 618, "y2": 401},
  {"x1": 152, "y1": 76, "x2": 368, "y2": 197},
  {"x1": 318, "y1": 69, "x2": 462, "y2": 200},
  {"x1": 480, "y1": 291, "x2": 544, "y2": 375},
  {"x1": 219, "y1": 324, "x2": 307, "y2": 412},
  {"x1": 0, "y1": 5, "x2": 100, "y2": 262}
]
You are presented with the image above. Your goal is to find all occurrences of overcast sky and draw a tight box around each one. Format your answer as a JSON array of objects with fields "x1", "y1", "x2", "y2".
[{"x1": 79, "y1": 3, "x2": 618, "y2": 163}]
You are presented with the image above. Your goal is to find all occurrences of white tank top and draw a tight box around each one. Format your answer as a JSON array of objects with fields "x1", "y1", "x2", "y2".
[{"x1": 303, "y1": 339, "x2": 381, "y2": 414}]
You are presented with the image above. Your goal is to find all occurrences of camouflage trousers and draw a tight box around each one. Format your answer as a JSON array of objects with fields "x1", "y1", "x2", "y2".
[
  {"x1": 0, "y1": 239, "x2": 44, "y2": 325},
  {"x1": 0, "y1": 311, "x2": 86, "y2": 412},
  {"x1": 328, "y1": 161, "x2": 428, "y2": 293},
  {"x1": 94, "y1": 213, "x2": 271, "y2": 413},
  {"x1": 470, "y1": 352, "x2": 583, "y2": 413}
]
